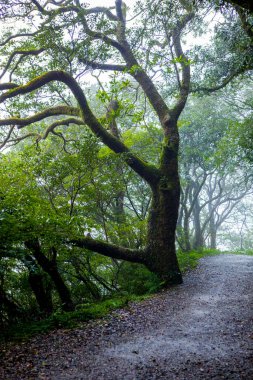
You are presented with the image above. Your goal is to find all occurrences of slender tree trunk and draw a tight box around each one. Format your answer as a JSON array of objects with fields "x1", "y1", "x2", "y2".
[
  {"x1": 208, "y1": 206, "x2": 217, "y2": 249},
  {"x1": 25, "y1": 240, "x2": 74, "y2": 311},
  {"x1": 182, "y1": 213, "x2": 191, "y2": 252},
  {"x1": 192, "y1": 199, "x2": 204, "y2": 250},
  {"x1": 210, "y1": 224, "x2": 217, "y2": 249}
]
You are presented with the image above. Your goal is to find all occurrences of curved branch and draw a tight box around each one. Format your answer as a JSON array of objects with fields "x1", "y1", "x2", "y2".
[
  {"x1": 0, "y1": 49, "x2": 45, "y2": 80},
  {"x1": 79, "y1": 16, "x2": 125, "y2": 53},
  {"x1": 33, "y1": 0, "x2": 169, "y2": 123},
  {"x1": 0, "y1": 106, "x2": 80, "y2": 128},
  {"x1": 41, "y1": 117, "x2": 84, "y2": 139},
  {"x1": 1, "y1": 132, "x2": 40, "y2": 149},
  {"x1": 0, "y1": 125, "x2": 15, "y2": 149},
  {"x1": 70, "y1": 237, "x2": 145, "y2": 264},
  {"x1": 171, "y1": 13, "x2": 194, "y2": 119},
  {"x1": 0, "y1": 32, "x2": 38, "y2": 47},
  {"x1": 33, "y1": 0, "x2": 118, "y2": 20},
  {"x1": 191, "y1": 68, "x2": 251, "y2": 94},
  {"x1": 85, "y1": 7, "x2": 118, "y2": 21},
  {"x1": 0, "y1": 71, "x2": 161, "y2": 186},
  {"x1": 32, "y1": 0, "x2": 121, "y2": 50}
]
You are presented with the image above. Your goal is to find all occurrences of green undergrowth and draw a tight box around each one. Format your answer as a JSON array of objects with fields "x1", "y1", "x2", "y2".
[
  {"x1": 177, "y1": 248, "x2": 253, "y2": 273},
  {"x1": 2, "y1": 249, "x2": 252, "y2": 345},
  {"x1": 0, "y1": 294, "x2": 149, "y2": 344},
  {"x1": 177, "y1": 248, "x2": 221, "y2": 272},
  {"x1": 226, "y1": 249, "x2": 253, "y2": 256}
]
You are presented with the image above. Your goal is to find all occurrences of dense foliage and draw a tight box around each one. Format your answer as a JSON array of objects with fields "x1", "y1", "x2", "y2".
[{"x1": 0, "y1": 0, "x2": 252, "y2": 332}]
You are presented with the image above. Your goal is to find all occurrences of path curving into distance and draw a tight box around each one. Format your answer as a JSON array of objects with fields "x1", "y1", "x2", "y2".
[{"x1": 1, "y1": 254, "x2": 253, "y2": 379}]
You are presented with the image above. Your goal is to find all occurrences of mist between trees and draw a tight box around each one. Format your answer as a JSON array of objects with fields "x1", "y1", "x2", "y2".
[{"x1": 0, "y1": 0, "x2": 252, "y2": 330}]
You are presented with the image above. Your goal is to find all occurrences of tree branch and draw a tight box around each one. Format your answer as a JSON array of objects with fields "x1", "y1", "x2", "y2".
[
  {"x1": 0, "y1": 71, "x2": 161, "y2": 186},
  {"x1": 171, "y1": 13, "x2": 194, "y2": 119},
  {"x1": 0, "y1": 49, "x2": 45, "y2": 80},
  {"x1": 0, "y1": 82, "x2": 19, "y2": 91},
  {"x1": 0, "y1": 32, "x2": 38, "y2": 47},
  {"x1": 79, "y1": 58, "x2": 127, "y2": 72},
  {"x1": 78, "y1": 16, "x2": 125, "y2": 53},
  {"x1": 32, "y1": 0, "x2": 119, "y2": 21},
  {"x1": 41, "y1": 117, "x2": 84, "y2": 139},
  {"x1": 85, "y1": 6, "x2": 118, "y2": 21},
  {"x1": 31, "y1": 0, "x2": 46, "y2": 13},
  {"x1": 70, "y1": 237, "x2": 145, "y2": 264},
  {"x1": 0, "y1": 106, "x2": 80, "y2": 128},
  {"x1": 1, "y1": 132, "x2": 40, "y2": 149},
  {"x1": 0, "y1": 125, "x2": 15, "y2": 149},
  {"x1": 191, "y1": 68, "x2": 250, "y2": 94}
]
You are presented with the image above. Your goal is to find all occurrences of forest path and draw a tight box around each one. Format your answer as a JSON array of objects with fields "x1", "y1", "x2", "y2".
[{"x1": 1, "y1": 254, "x2": 253, "y2": 380}]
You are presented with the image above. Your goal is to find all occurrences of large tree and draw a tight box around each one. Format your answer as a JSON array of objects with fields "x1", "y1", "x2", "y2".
[{"x1": 0, "y1": 0, "x2": 252, "y2": 285}]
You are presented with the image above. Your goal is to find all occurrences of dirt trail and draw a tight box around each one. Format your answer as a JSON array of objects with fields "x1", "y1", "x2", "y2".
[{"x1": 1, "y1": 254, "x2": 253, "y2": 379}]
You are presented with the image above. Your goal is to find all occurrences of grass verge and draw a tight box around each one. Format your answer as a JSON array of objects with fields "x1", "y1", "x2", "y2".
[{"x1": 177, "y1": 248, "x2": 221, "y2": 273}]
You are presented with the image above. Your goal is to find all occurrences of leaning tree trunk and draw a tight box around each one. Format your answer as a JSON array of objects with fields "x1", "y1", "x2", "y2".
[
  {"x1": 25, "y1": 240, "x2": 74, "y2": 311},
  {"x1": 25, "y1": 254, "x2": 53, "y2": 315}
]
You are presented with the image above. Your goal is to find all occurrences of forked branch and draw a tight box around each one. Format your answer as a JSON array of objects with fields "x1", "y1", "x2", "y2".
[{"x1": 0, "y1": 71, "x2": 161, "y2": 186}]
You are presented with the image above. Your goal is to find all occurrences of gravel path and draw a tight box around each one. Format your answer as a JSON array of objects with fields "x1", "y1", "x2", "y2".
[{"x1": 1, "y1": 254, "x2": 253, "y2": 379}]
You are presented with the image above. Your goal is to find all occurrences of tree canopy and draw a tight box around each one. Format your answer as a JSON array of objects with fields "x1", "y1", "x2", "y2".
[{"x1": 0, "y1": 0, "x2": 252, "y2": 325}]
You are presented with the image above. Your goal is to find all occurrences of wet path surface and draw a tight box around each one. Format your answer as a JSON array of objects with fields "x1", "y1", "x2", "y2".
[{"x1": 1, "y1": 255, "x2": 253, "y2": 379}]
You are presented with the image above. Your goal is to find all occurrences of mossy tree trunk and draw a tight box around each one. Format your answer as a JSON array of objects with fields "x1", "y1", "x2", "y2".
[
  {"x1": 145, "y1": 117, "x2": 182, "y2": 284},
  {"x1": 146, "y1": 187, "x2": 182, "y2": 284}
]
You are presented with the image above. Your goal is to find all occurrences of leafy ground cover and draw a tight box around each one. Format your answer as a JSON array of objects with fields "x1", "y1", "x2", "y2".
[{"x1": 2, "y1": 249, "x2": 252, "y2": 345}]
